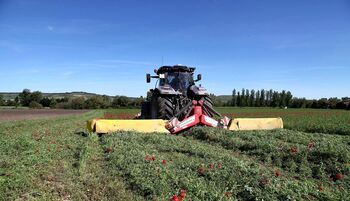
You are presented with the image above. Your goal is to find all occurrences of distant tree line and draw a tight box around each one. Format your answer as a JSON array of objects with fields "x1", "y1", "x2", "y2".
[
  {"x1": 0, "y1": 88, "x2": 349, "y2": 110},
  {"x1": 0, "y1": 89, "x2": 144, "y2": 109},
  {"x1": 208, "y1": 88, "x2": 349, "y2": 110},
  {"x1": 231, "y1": 89, "x2": 293, "y2": 108},
  {"x1": 222, "y1": 88, "x2": 349, "y2": 110}
]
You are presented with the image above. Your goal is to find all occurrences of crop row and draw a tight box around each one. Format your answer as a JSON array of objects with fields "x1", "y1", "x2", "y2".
[
  {"x1": 216, "y1": 107, "x2": 350, "y2": 135},
  {"x1": 0, "y1": 111, "x2": 141, "y2": 200},
  {"x1": 184, "y1": 128, "x2": 349, "y2": 186},
  {"x1": 100, "y1": 131, "x2": 348, "y2": 200}
]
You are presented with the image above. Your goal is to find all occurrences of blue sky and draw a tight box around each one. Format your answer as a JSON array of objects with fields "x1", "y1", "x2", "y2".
[{"x1": 0, "y1": 0, "x2": 349, "y2": 99}]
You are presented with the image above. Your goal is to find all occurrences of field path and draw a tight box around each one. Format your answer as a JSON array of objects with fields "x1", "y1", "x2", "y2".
[{"x1": 0, "y1": 109, "x2": 89, "y2": 122}]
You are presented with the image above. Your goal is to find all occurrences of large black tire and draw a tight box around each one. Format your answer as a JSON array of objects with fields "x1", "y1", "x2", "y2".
[
  {"x1": 140, "y1": 101, "x2": 150, "y2": 119},
  {"x1": 150, "y1": 96, "x2": 174, "y2": 120},
  {"x1": 203, "y1": 96, "x2": 215, "y2": 117}
]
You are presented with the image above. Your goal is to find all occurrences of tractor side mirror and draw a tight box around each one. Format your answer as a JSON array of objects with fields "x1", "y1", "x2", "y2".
[
  {"x1": 195, "y1": 74, "x2": 202, "y2": 82},
  {"x1": 146, "y1": 74, "x2": 151, "y2": 83}
]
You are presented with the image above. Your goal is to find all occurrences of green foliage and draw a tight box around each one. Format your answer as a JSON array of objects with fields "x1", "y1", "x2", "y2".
[
  {"x1": 229, "y1": 89, "x2": 347, "y2": 110},
  {"x1": 0, "y1": 111, "x2": 142, "y2": 200},
  {"x1": 112, "y1": 96, "x2": 129, "y2": 108},
  {"x1": 85, "y1": 96, "x2": 111, "y2": 109},
  {"x1": 216, "y1": 107, "x2": 350, "y2": 135},
  {"x1": 70, "y1": 97, "x2": 85, "y2": 109},
  {"x1": 30, "y1": 91, "x2": 43, "y2": 103},
  {"x1": 0, "y1": 95, "x2": 4, "y2": 106},
  {"x1": 40, "y1": 97, "x2": 51, "y2": 107},
  {"x1": 0, "y1": 108, "x2": 349, "y2": 200},
  {"x1": 184, "y1": 127, "x2": 349, "y2": 181},
  {"x1": 18, "y1": 89, "x2": 32, "y2": 106},
  {"x1": 100, "y1": 128, "x2": 349, "y2": 200},
  {"x1": 29, "y1": 101, "x2": 43, "y2": 109}
]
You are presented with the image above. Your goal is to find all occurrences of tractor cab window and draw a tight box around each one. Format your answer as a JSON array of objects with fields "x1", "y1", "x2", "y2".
[{"x1": 164, "y1": 72, "x2": 194, "y2": 91}]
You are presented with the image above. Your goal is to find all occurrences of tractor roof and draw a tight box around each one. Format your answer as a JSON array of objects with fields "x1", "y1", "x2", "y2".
[{"x1": 156, "y1": 65, "x2": 195, "y2": 75}]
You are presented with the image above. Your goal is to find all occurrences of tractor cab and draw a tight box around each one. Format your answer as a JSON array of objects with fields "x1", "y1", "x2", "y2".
[
  {"x1": 160, "y1": 71, "x2": 194, "y2": 92},
  {"x1": 147, "y1": 65, "x2": 201, "y2": 93}
]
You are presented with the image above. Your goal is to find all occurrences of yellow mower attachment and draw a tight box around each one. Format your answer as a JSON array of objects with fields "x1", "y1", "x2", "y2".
[
  {"x1": 87, "y1": 117, "x2": 283, "y2": 134},
  {"x1": 87, "y1": 119, "x2": 169, "y2": 134},
  {"x1": 229, "y1": 117, "x2": 283, "y2": 131}
]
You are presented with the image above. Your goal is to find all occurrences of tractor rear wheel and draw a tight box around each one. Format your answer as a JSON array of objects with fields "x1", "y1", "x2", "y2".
[
  {"x1": 203, "y1": 96, "x2": 215, "y2": 117},
  {"x1": 140, "y1": 101, "x2": 150, "y2": 119},
  {"x1": 150, "y1": 96, "x2": 174, "y2": 119}
]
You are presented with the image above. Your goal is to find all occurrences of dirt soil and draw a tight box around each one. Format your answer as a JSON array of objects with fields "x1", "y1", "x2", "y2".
[{"x1": 0, "y1": 109, "x2": 89, "y2": 122}]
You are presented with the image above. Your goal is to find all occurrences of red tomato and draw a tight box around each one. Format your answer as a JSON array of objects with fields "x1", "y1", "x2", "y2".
[
  {"x1": 145, "y1": 155, "x2": 150, "y2": 161},
  {"x1": 290, "y1": 146, "x2": 298, "y2": 154},
  {"x1": 151, "y1": 155, "x2": 156, "y2": 161},
  {"x1": 162, "y1": 159, "x2": 167, "y2": 165},
  {"x1": 218, "y1": 163, "x2": 222, "y2": 169},
  {"x1": 180, "y1": 192, "x2": 186, "y2": 198},
  {"x1": 307, "y1": 142, "x2": 315, "y2": 150},
  {"x1": 275, "y1": 170, "x2": 282, "y2": 177},
  {"x1": 210, "y1": 163, "x2": 215, "y2": 169},
  {"x1": 105, "y1": 147, "x2": 113, "y2": 153},
  {"x1": 319, "y1": 186, "x2": 325, "y2": 192},
  {"x1": 334, "y1": 173, "x2": 344, "y2": 181},
  {"x1": 172, "y1": 195, "x2": 179, "y2": 201}
]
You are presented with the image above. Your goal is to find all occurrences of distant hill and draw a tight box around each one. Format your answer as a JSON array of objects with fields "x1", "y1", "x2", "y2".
[
  {"x1": 0, "y1": 91, "x2": 114, "y2": 100},
  {"x1": 1, "y1": 91, "x2": 233, "y2": 102},
  {"x1": 216, "y1": 95, "x2": 232, "y2": 102}
]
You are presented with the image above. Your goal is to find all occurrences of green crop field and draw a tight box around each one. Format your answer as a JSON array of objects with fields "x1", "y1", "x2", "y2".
[{"x1": 0, "y1": 108, "x2": 349, "y2": 200}]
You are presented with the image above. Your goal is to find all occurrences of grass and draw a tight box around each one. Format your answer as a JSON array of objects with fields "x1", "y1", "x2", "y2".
[
  {"x1": 216, "y1": 107, "x2": 350, "y2": 135},
  {"x1": 104, "y1": 107, "x2": 350, "y2": 135},
  {"x1": 100, "y1": 129, "x2": 349, "y2": 200},
  {"x1": 0, "y1": 108, "x2": 349, "y2": 200},
  {"x1": 0, "y1": 111, "x2": 142, "y2": 200}
]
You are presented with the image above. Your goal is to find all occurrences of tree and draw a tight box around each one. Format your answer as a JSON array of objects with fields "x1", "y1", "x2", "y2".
[
  {"x1": 266, "y1": 90, "x2": 270, "y2": 106},
  {"x1": 19, "y1": 89, "x2": 31, "y2": 106},
  {"x1": 241, "y1": 89, "x2": 246, "y2": 107},
  {"x1": 29, "y1": 101, "x2": 43, "y2": 109},
  {"x1": 237, "y1": 92, "x2": 241, "y2": 107},
  {"x1": 85, "y1": 96, "x2": 111, "y2": 109},
  {"x1": 269, "y1": 89, "x2": 273, "y2": 106},
  {"x1": 112, "y1": 96, "x2": 130, "y2": 108},
  {"x1": 271, "y1": 91, "x2": 279, "y2": 107},
  {"x1": 249, "y1": 89, "x2": 255, "y2": 107},
  {"x1": 231, "y1": 89, "x2": 237, "y2": 107},
  {"x1": 14, "y1": 96, "x2": 20, "y2": 108},
  {"x1": 30, "y1": 91, "x2": 43, "y2": 103},
  {"x1": 49, "y1": 98, "x2": 57, "y2": 108},
  {"x1": 328, "y1": 97, "x2": 339, "y2": 109},
  {"x1": 71, "y1": 97, "x2": 85, "y2": 109},
  {"x1": 260, "y1": 89, "x2": 265, "y2": 107},
  {"x1": 0, "y1": 95, "x2": 4, "y2": 106},
  {"x1": 130, "y1": 96, "x2": 145, "y2": 108},
  {"x1": 100, "y1": 95, "x2": 111, "y2": 108},
  {"x1": 286, "y1": 91, "x2": 293, "y2": 107},
  {"x1": 6, "y1": 100, "x2": 16, "y2": 106},
  {"x1": 317, "y1": 98, "x2": 328, "y2": 109},
  {"x1": 255, "y1": 90, "x2": 260, "y2": 107},
  {"x1": 279, "y1": 90, "x2": 287, "y2": 107},
  {"x1": 245, "y1": 89, "x2": 249, "y2": 106},
  {"x1": 40, "y1": 97, "x2": 51, "y2": 107}
]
